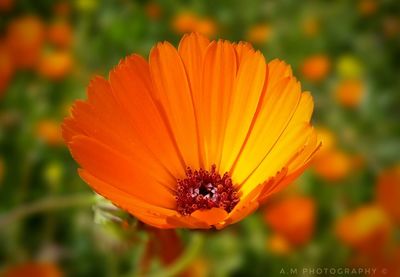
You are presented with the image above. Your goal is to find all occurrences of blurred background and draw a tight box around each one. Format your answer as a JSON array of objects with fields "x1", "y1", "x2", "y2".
[{"x1": 0, "y1": 0, "x2": 399, "y2": 276}]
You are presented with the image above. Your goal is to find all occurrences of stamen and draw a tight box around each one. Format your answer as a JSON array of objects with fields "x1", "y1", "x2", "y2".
[{"x1": 175, "y1": 164, "x2": 240, "y2": 216}]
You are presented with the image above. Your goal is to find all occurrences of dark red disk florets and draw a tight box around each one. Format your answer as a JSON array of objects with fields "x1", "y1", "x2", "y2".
[{"x1": 175, "y1": 164, "x2": 240, "y2": 216}]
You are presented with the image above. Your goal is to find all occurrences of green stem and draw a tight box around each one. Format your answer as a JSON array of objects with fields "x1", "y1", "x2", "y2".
[
  {"x1": 150, "y1": 233, "x2": 204, "y2": 277},
  {"x1": 0, "y1": 193, "x2": 96, "y2": 229}
]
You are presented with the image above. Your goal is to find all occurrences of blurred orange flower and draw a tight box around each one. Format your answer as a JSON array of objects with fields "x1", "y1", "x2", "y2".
[
  {"x1": 47, "y1": 20, "x2": 73, "y2": 48},
  {"x1": 37, "y1": 49, "x2": 73, "y2": 80},
  {"x1": 376, "y1": 165, "x2": 400, "y2": 225},
  {"x1": 36, "y1": 119, "x2": 63, "y2": 146},
  {"x1": 172, "y1": 12, "x2": 198, "y2": 33},
  {"x1": 314, "y1": 149, "x2": 353, "y2": 181},
  {"x1": 6, "y1": 15, "x2": 45, "y2": 69},
  {"x1": 315, "y1": 127, "x2": 336, "y2": 154},
  {"x1": 313, "y1": 127, "x2": 354, "y2": 181},
  {"x1": 0, "y1": 44, "x2": 14, "y2": 95},
  {"x1": 3, "y1": 262, "x2": 62, "y2": 277},
  {"x1": 266, "y1": 233, "x2": 292, "y2": 255},
  {"x1": 335, "y1": 79, "x2": 364, "y2": 108},
  {"x1": 300, "y1": 54, "x2": 330, "y2": 82},
  {"x1": 358, "y1": 0, "x2": 378, "y2": 16},
  {"x1": 335, "y1": 205, "x2": 392, "y2": 253},
  {"x1": 185, "y1": 257, "x2": 209, "y2": 277},
  {"x1": 302, "y1": 18, "x2": 320, "y2": 37},
  {"x1": 264, "y1": 196, "x2": 316, "y2": 246},
  {"x1": 0, "y1": 0, "x2": 13, "y2": 12},
  {"x1": 246, "y1": 24, "x2": 272, "y2": 44},
  {"x1": 145, "y1": 2, "x2": 162, "y2": 20},
  {"x1": 62, "y1": 33, "x2": 320, "y2": 229},
  {"x1": 351, "y1": 246, "x2": 400, "y2": 277},
  {"x1": 195, "y1": 18, "x2": 217, "y2": 37},
  {"x1": 383, "y1": 16, "x2": 400, "y2": 38},
  {"x1": 172, "y1": 12, "x2": 216, "y2": 36},
  {"x1": 53, "y1": 1, "x2": 71, "y2": 17}
]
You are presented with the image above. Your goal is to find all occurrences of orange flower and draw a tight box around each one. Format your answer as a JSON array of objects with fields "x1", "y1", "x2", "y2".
[
  {"x1": 246, "y1": 24, "x2": 272, "y2": 44},
  {"x1": 351, "y1": 246, "x2": 400, "y2": 277},
  {"x1": 383, "y1": 16, "x2": 400, "y2": 38},
  {"x1": 195, "y1": 18, "x2": 217, "y2": 37},
  {"x1": 0, "y1": 44, "x2": 14, "y2": 95},
  {"x1": 313, "y1": 127, "x2": 354, "y2": 181},
  {"x1": 302, "y1": 18, "x2": 320, "y2": 37},
  {"x1": 266, "y1": 233, "x2": 292, "y2": 255},
  {"x1": 376, "y1": 165, "x2": 400, "y2": 225},
  {"x1": 358, "y1": 0, "x2": 378, "y2": 16},
  {"x1": 0, "y1": 0, "x2": 13, "y2": 12},
  {"x1": 315, "y1": 127, "x2": 336, "y2": 155},
  {"x1": 37, "y1": 49, "x2": 73, "y2": 80},
  {"x1": 300, "y1": 54, "x2": 330, "y2": 82},
  {"x1": 47, "y1": 20, "x2": 73, "y2": 48},
  {"x1": 264, "y1": 196, "x2": 315, "y2": 246},
  {"x1": 145, "y1": 2, "x2": 162, "y2": 20},
  {"x1": 6, "y1": 15, "x2": 45, "y2": 69},
  {"x1": 36, "y1": 119, "x2": 63, "y2": 146},
  {"x1": 336, "y1": 205, "x2": 392, "y2": 253},
  {"x1": 53, "y1": 1, "x2": 71, "y2": 17},
  {"x1": 172, "y1": 12, "x2": 198, "y2": 33},
  {"x1": 313, "y1": 149, "x2": 353, "y2": 181},
  {"x1": 185, "y1": 257, "x2": 209, "y2": 277},
  {"x1": 172, "y1": 12, "x2": 216, "y2": 36},
  {"x1": 62, "y1": 33, "x2": 320, "y2": 229},
  {"x1": 335, "y1": 79, "x2": 364, "y2": 108},
  {"x1": 3, "y1": 262, "x2": 62, "y2": 277}
]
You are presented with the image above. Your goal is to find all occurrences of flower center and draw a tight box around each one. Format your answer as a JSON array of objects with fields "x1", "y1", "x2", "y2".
[{"x1": 175, "y1": 165, "x2": 240, "y2": 216}]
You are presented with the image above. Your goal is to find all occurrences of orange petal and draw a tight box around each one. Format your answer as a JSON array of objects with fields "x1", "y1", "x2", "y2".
[
  {"x1": 234, "y1": 41, "x2": 254, "y2": 66},
  {"x1": 223, "y1": 184, "x2": 263, "y2": 228},
  {"x1": 231, "y1": 76, "x2": 301, "y2": 185},
  {"x1": 149, "y1": 42, "x2": 201, "y2": 169},
  {"x1": 80, "y1": 169, "x2": 178, "y2": 228},
  {"x1": 109, "y1": 55, "x2": 185, "y2": 179},
  {"x1": 177, "y1": 33, "x2": 210, "y2": 167},
  {"x1": 178, "y1": 33, "x2": 210, "y2": 98},
  {"x1": 166, "y1": 214, "x2": 210, "y2": 229},
  {"x1": 62, "y1": 116, "x2": 85, "y2": 143},
  {"x1": 219, "y1": 49, "x2": 267, "y2": 174},
  {"x1": 70, "y1": 135, "x2": 175, "y2": 209},
  {"x1": 64, "y1": 77, "x2": 177, "y2": 188},
  {"x1": 190, "y1": 207, "x2": 228, "y2": 226},
  {"x1": 266, "y1": 59, "x2": 293, "y2": 88},
  {"x1": 241, "y1": 123, "x2": 314, "y2": 197},
  {"x1": 199, "y1": 40, "x2": 237, "y2": 169}
]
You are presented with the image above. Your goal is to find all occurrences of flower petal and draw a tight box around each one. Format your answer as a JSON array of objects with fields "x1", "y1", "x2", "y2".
[
  {"x1": 80, "y1": 169, "x2": 178, "y2": 228},
  {"x1": 63, "y1": 77, "x2": 178, "y2": 189},
  {"x1": 191, "y1": 207, "x2": 228, "y2": 226},
  {"x1": 178, "y1": 33, "x2": 210, "y2": 98},
  {"x1": 234, "y1": 41, "x2": 254, "y2": 66},
  {"x1": 241, "y1": 123, "x2": 315, "y2": 196},
  {"x1": 165, "y1": 214, "x2": 210, "y2": 229},
  {"x1": 70, "y1": 135, "x2": 175, "y2": 209},
  {"x1": 149, "y1": 42, "x2": 200, "y2": 169},
  {"x1": 219, "y1": 49, "x2": 267, "y2": 174},
  {"x1": 178, "y1": 33, "x2": 211, "y2": 167},
  {"x1": 109, "y1": 55, "x2": 185, "y2": 179},
  {"x1": 199, "y1": 40, "x2": 237, "y2": 169},
  {"x1": 231, "y1": 75, "x2": 302, "y2": 185}
]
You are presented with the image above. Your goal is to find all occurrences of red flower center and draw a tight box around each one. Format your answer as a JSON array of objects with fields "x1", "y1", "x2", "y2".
[{"x1": 175, "y1": 165, "x2": 240, "y2": 215}]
